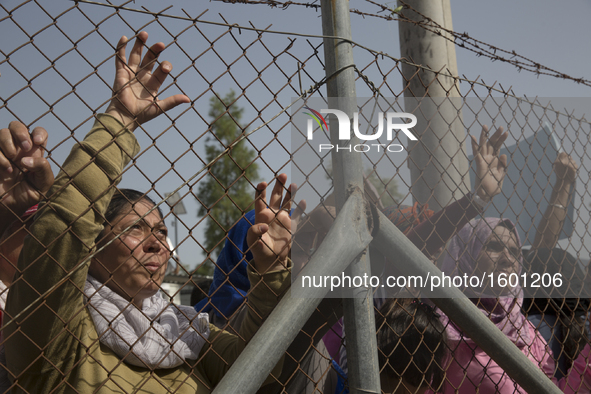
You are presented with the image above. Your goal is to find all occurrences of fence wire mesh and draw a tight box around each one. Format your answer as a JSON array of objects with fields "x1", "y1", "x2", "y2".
[{"x1": 0, "y1": 0, "x2": 590, "y2": 393}]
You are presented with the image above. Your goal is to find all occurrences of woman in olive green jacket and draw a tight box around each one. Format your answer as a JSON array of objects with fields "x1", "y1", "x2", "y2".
[{"x1": 4, "y1": 31, "x2": 292, "y2": 393}]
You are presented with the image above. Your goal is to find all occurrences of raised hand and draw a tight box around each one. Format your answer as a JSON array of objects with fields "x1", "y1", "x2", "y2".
[
  {"x1": 247, "y1": 174, "x2": 296, "y2": 273},
  {"x1": 471, "y1": 125, "x2": 508, "y2": 202},
  {"x1": 105, "y1": 31, "x2": 190, "y2": 131},
  {"x1": 0, "y1": 121, "x2": 53, "y2": 221},
  {"x1": 530, "y1": 152, "x2": 577, "y2": 251},
  {"x1": 553, "y1": 152, "x2": 577, "y2": 186}
]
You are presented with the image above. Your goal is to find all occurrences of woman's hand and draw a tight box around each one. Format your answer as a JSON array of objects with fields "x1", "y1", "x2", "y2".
[
  {"x1": 105, "y1": 31, "x2": 190, "y2": 131},
  {"x1": 0, "y1": 121, "x2": 54, "y2": 222},
  {"x1": 247, "y1": 174, "x2": 300, "y2": 273},
  {"x1": 553, "y1": 151, "x2": 577, "y2": 187},
  {"x1": 471, "y1": 125, "x2": 508, "y2": 202}
]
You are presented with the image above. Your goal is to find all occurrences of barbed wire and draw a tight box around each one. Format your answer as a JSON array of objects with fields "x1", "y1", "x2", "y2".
[
  {"x1": 371, "y1": 0, "x2": 591, "y2": 87},
  {"x1": 208, "y1": 0, "x2": 591, "y2": 89},
  {"x1": 65, "y1": 0, "x2": 590, "y2": 124},
  {"x1": 212, "y1": 0, "x2": 321, "y2": 10}
]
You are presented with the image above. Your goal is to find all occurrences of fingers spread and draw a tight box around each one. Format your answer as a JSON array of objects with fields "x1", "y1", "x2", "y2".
[
  {"x1": 254, "y1": 182, "x2": 268, "y2": 221},
  {"x1": 109, "y1": 31, "x2": 191, "y2": 127},
  {"x1": 139, "y1": 42, "x2": 165, "y2": 74},
  {"x1": 114, "y1": 35, "x2": 129, "y2": 72},
  {"x1": 269, "y1": 173, "x2": 287, "y2": 211},
  {"x1": 488, "y1": 126, "x2": 506, "y2": 152},
  {"x1": 149, "y1": 61, "x2": 190, "y2": 113}
]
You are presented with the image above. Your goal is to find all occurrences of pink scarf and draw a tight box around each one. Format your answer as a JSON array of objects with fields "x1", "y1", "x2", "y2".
[{"x1": 438, "y1": 218, "x2": 531, "y2": 347}]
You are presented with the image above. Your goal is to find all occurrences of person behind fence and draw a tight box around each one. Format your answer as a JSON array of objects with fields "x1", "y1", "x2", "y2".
[
  {"x1": 198, "y1": 124, "x2": 509, "y2": 329},
  {"x1": 0, "y1": 121, "x2": 53, "y2": 311},
  {"x1": 0, "y1": 121, "x2": 54, "y2": 393},
  {"x1": 194, "y1": 124, "x2": 511, "y2": 392},
  {"x1": 377, "y1": 123, "x2": 508, "y2": 289},
  {"x1": 337, "y1": 124, "x2": 509, "y2": 378},
  {"x1": 522, "y1": 248, "x2": 589, "y2": 380},
  {"x1": 519, "y1": 152, "x2": 589, "y2": 379},
  {"x1": 376, "y1": 298, "x2": 447, "y2": 394},
  {"x1": 3, "y1": 31, "x2": 294, "y2": 393},
  {"x1": 436, "y1": 217, "x2": 591, "y2": 393},
  {"x1": 194, "y1": 202, "x2": 343, "y2": 394}
]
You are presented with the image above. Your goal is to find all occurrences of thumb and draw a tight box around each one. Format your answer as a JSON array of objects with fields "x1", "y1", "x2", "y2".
[{"x1": 157, "y1": 94, "x2": 191, "y2": 115}]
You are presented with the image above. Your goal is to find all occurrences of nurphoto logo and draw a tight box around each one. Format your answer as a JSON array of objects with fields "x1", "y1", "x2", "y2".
[{"x1": 304, "y1": 107, "x2": 418, "y2": 153}]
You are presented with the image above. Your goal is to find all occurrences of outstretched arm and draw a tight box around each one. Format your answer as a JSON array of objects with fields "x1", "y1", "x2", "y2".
[
  {"x1": 247, "y1": 173, "x2": 300, "y2": 273},
  {"x1": 530, "y1": 152, "x2": 577, "y2": 251},
  {"x1": 198, "y1": 175, "x2": 298, "y2": 386},
  {"x1": 5, "y1": 31, "x2": 189, "y2": 384},
  {"x1": 408, "y1": 125, "x2": 508, "y2": 257}
]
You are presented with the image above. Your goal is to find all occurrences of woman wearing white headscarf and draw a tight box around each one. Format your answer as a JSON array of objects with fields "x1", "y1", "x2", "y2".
[{"x1": 4, "y1": 31, "x2": 293, "y2": 393}]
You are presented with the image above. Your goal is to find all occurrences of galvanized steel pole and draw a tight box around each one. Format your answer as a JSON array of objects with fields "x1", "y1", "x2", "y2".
[
  {"x1": 397, "y1": 0, "x2": 470, "y2": 211},
  {"x1": 320, "y1": 0, "x2": 381, "y2": 393}
]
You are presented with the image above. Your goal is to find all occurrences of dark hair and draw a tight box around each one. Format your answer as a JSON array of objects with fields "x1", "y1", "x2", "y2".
[
  {"x1": 97, "y1": 188, "x2": 163, "y2": 242},
  {"x1": 376, "y1": 298, "x2": 447, "y2": 391},
  {"x1": 190, "y1": 278, "x2": 213, "y2": 306}
]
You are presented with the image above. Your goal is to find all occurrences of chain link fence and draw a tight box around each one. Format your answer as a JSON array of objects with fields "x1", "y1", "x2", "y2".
[{"x1": 0, "y1": 0, "x2": 590, "y2": 392}]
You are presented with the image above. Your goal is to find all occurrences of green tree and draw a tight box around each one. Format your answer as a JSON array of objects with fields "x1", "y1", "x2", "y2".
[{"x1": 196, "y1": 91, "x2": 259, "y2": 273}]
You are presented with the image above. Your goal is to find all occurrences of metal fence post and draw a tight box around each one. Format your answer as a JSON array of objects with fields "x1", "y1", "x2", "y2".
[
  {"x1": 397, "y1": 0, "x2": 470, "y2": 211},
  {"x1": 320, "y1": 0, "x2": 381, "y2": 393}
]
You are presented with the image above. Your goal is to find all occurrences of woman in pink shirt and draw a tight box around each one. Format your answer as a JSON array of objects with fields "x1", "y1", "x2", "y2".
[{"x1": 437, "y1": 217, "x2": 591, "y2": 393}]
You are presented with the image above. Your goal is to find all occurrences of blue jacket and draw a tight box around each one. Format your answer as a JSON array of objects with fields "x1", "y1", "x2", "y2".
[{"x1": 194, "y1": 210, "x2": 255, "y2": 319}]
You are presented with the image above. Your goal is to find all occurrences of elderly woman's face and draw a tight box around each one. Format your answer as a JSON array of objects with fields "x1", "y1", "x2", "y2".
[
  {"x1": 474, "y1": 225, "x2": 521, "y2": 295},
  {"x1": 90, "y1": 200, "x2": 170, "y2": 307}
]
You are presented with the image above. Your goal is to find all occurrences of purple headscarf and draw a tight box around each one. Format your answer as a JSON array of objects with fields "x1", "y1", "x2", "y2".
[{"x1": 439, "y1": 217, "x2": 530, "y2": 346}]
